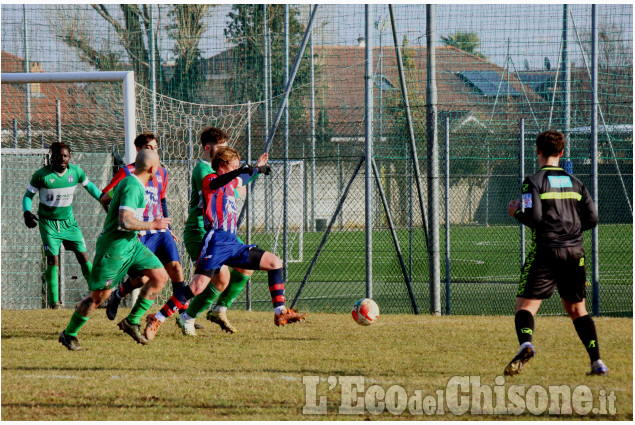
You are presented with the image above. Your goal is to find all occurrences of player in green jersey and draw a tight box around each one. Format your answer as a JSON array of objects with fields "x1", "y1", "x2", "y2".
[
  {"x1": 180, "y1": 127, "x2": 254, "y2": 335},
  {"x1": 58, "y1": 149, "x2": 170, "y2": 350},
  {"x1": 22, "y1": 142, "x2": 103, "y2": 309}
]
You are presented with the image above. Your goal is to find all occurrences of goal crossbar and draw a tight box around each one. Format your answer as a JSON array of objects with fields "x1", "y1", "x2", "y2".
[{"x1": 1, "y1": 71, "x2": 136, "y2": 163}]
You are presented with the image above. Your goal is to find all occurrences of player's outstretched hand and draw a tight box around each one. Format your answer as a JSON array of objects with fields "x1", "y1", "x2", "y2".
[
  {"x1": 152, "y1": 217, "x2": 172, "y2": 230},
  {"x1": 256, "y1": 152, "x2": 269, "y2": 167},
  {"x1": 508, "y1": 199, "x2": 521, "y2": 217},
  {"x1": 23, "y1": 211, "x2": 38, "y2": 228}
]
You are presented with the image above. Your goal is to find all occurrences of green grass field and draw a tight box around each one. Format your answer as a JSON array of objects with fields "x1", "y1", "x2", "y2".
[
  {"x1": 220, "y1": 223, "x2": 633, "y2": 316},
  {"x1": 2, "y1": 309, "x2": 632, "y2": 420}
]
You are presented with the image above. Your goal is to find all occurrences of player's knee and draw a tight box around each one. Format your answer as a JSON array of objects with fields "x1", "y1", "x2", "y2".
[
  {"x1": 264, "y1": 254, "x2": 283, "y2": 270},
  {"x1": 46, "y1": 255, "x2": 59, "y2": 266}
]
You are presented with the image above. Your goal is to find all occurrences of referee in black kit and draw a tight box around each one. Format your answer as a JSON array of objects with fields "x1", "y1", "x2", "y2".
[{"x1": 504, "y1": 129, "x2": 607, "y2": 376}]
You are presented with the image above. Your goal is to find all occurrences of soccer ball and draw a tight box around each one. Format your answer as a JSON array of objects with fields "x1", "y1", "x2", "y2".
[{"x1": 352, "y1": 298, "x2": 379, "y2": 326}]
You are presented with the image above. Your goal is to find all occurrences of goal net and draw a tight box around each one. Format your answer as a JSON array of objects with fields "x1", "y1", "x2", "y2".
[{"x1": 1, "y1": 73, "x2": 261, "y2": 308}]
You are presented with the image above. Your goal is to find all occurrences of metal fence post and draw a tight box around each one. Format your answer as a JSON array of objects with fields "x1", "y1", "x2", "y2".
[
  {"x1": 364, "y1": 5, "x2": 374, "y2": 299},
  {"x1": 591, "y1": 5, "x2": 600, "y2": 316},
  {"x1": 246, "y1": 101, "x2": 252, "y2": 311},
  {"x1": 426, "y1": 4, "x2": 441, "y2": 315},
  {"x1": 444, "y1": 117, "x2": 451, "y2": 315},
  {"x1": 520, "y1": 119, "x2": 526, "y2": 265}
]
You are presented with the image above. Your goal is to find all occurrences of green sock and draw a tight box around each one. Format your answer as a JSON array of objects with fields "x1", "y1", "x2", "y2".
[
  {"x1": 217, "y1": 269, "x2": 250, "y2": 308},
  {"x1": 127, "y1": 297, "x2": 154, "y2": 325},
  {"x1": 46, "y1": 265, "x2": 59, "y2": 304},
  {"x1": 80, "y1": 261, "x2": 92, "y2": 285},
  {"x1": 185, "y1": 285, "x2": 221, "y2": 319},
  {"x1": 65, "y1": 311, "x2": 89, "y2": 337}
]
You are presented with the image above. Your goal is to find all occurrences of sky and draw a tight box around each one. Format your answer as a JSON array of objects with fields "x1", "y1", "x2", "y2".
[{"x1": 1, "y1": 4, "x2": 632, "y2": 73}]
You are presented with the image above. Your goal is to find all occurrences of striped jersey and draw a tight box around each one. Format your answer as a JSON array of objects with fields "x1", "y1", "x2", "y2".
[
  {"x1": 27, "y1": 164, "x2": 91, "y2": 220},
  {"x1": 514, "y1": 166, "x2": 598, "y2": 247},
  {"x1": 201, "y1": 167, "x2": 259, "y2": 233},
  {"x1": 102, "y1": 162, "x2": 168, "y2": 235}
]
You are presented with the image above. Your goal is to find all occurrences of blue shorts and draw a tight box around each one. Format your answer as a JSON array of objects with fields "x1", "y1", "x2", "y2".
[
  {"x1": 195, "y1": 230, "x2": 257, "y2": 276},
  {"x1": 128, "y1": 231, "x2": 180, "y2": 278}
]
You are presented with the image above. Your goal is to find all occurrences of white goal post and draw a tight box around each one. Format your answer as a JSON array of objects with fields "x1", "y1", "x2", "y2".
[{"x1": 1, "y1": 71, "x2": 136, "y2": 163}]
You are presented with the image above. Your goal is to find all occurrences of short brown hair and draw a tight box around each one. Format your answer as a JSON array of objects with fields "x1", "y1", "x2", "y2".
[
  {"x1": 134, "y1": 133, "x2": 157, "y2": 149},
  {"x1": 200, "y1": 127, "x2": 228, "y2": 148},
  {"x1": 212, "y1": 146, "x2": 240, "y2": 171},
  {"x1": 536, "y1": 130, "x2": 565, "y2": 157}
]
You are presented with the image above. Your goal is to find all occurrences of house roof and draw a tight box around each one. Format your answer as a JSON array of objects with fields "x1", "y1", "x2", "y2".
[
  {"x1": 2, "y1": 51, "x2": 124, "y2": 151},
  {"x1": 200, "y1": 44, "x2": 550, "y2": 139}
]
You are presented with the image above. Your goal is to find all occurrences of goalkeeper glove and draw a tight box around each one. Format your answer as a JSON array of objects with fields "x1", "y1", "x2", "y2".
[
  {"x1": 256, "y1": 164, "x2": 271, "y2": 175},
  {"x1": 24, "y1": 211, "x2": 39, "y2": 228}
]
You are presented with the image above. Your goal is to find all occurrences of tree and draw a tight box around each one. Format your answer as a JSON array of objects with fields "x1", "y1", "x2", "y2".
[
  {"x1": 440, "y1": 32, "x2": 487, "y2": 60},
  {"x1": 50, "y1": 5, "x2": 211, "y2": 101},
  {"x1": 223, "y1": 5, "x2": 316, "y2": 124}
]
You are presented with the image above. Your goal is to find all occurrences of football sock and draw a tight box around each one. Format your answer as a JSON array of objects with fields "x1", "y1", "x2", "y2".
[
  {"x1": 80, "y1": 261, "x2": 92, "y2": 284},
  {"x1": 46, "y1": 265, "x2": 59, "y2": 304},
  {"x1": 213, "y1": 305, "x2": 227, "y2": 313},
  {"x1": 573, "y1": 315, "x2": 600, "y2": 362},
  {"x1": 185, "y1": 285, "x2": 221, "y2": 318},
  {"x1": 216, "y1": 269, "x2": 250, "y2": 308},
  {"x1": 65, "y1": 311, "x2": 89, "y2": 337},
  {"x1": 268, "y1": 268, "x2": 285, "y2": 310},
  {"x1": 158, "y1": 285, "x2": 195, "y2": 320},
  {"x1": 515, "y1": 309, "x2": 534, "y2": 345},
  {"x1": 126, "y1": 297, "x2": 154, "y2": 325},
  {"x1": 171, "y1": 280, "x2": 186, "y2": 293},
  {"x1": 118, "y1": 278, "x2": 137, "y2": 298}
]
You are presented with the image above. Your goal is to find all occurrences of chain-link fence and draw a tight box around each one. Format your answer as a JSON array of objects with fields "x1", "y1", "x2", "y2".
[{"x1": 1, "y1": 4, "x2": 632, "y2": 316}]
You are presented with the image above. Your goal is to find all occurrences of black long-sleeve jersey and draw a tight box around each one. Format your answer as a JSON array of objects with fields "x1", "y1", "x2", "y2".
[{"x1": 514, "y1": 166, "x2": 598, "y2": 247}]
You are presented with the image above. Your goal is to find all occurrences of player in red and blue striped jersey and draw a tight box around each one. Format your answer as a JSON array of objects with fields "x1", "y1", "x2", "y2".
[
  {"x1": 98, "y1": 133, "x2": 187, "y2": 340},
  {"x1": 144, "y1": 147, "x2": 307, "y2": 341}
]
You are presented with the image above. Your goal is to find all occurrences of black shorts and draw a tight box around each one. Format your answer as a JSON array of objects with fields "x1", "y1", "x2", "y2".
[{"x1": 517, "y1": 245, "x2": 587, "y2": 303}]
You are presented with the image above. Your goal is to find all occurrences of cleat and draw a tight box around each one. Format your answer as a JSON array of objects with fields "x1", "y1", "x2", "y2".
[
  {"x1": 59, "y1": 330, "x2": 82, "y2": 351},
  {"x1": 194, "y1": 323, "x2": 204, "y2": 330},
  {"x1": 117, "y1": 318, "x2": 148, "y2": 345},
  {"x1": 49, "y1": 303, "x2": 62, "y2": 310},
  {"x1": 176, "y1": 313, "x2": 197, "y2": 336},
  {"x1": 207, "y1": 309, "x2": 238, "y2": 334},
  {"x1": 144, "y1": 314, "x2": 162, "y2": 341},
  {"x1": 587, "y1": 361, "x2": 609, "y2": 376},
  {"x1": 106, "y1": 290, "x2": 122, "y2": 321},
  {"x1": 274, "y1": 308, "x2": 308, "y2": 327},
  {"x1": 504, "y1": 343, "x2": 535, "y2": 376}
]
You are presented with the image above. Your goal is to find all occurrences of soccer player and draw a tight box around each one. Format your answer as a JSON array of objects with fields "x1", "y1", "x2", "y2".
[
  {"x1": 180, "y1": 127, "x2": 256, "y2": 335},
  {"x1": 505, "y1": 129, "x2": 606, "y2": 376},
  {"x1": 99, "y1": 133, "x2": 186, "y2": 327},
  {"x1": 144, "y1": 147, "x2": 306, "y2": 341},
  {"x1": 22, "y1": 142, "x2": 102, "y2": 309},
  {"x1": 59, "y1": 149, "x2": 169, "y2": 350}
]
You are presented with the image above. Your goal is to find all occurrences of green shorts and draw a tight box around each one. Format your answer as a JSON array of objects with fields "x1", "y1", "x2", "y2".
[
  {"x1": 183, "y1": 227, "x2": 244, "y2": 263},
  {"x1": 38, "y1": 216, "x2": 87, "y2": 256},
  {"x1": 184, "y1": 227, "x2": 206, "y2": 263},
  {"x1": 89, "y1": 238, "x2": 163, "y2": 291}
]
